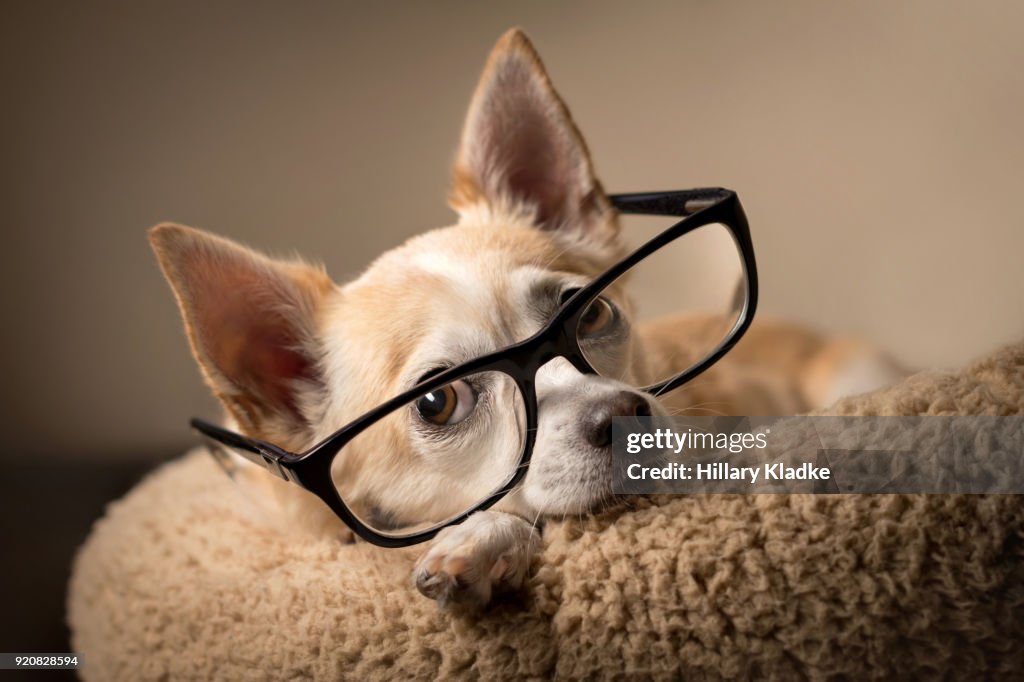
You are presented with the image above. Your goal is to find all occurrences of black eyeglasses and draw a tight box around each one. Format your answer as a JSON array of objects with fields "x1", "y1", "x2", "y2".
[{"x1": 193, "y1": 188, "x2": 758, "y2": 547}]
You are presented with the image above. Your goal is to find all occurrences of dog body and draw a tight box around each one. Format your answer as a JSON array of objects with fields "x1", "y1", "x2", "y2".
[{"x1": 151, "y1": 30, "x2": 903, "y2": 608}]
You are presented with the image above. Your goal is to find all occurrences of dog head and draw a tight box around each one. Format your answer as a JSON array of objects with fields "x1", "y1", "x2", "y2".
[{"x1": 151, "y1": 29, "x2": 660, "y2": 532}]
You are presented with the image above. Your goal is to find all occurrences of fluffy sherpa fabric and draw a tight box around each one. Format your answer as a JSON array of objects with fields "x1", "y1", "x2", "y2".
[{"x1": 68, "y1": 341, "x2": 1024, "y2": 680}]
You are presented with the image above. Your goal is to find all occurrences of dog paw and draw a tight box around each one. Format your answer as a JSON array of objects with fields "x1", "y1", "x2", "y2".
[{"x1": 413, "y1": 511, "x2": 539, "y2": 609}]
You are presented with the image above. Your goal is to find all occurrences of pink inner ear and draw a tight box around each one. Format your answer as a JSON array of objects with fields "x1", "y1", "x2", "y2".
[
  {"x1": 500, "y1": 110, "x2": 574, "y2": 228},
  {"x1": 187, "y1": 252, "x2": 314, "y2": 419},
  {"x1": 473, "y1": 83, "x2": 583, "y2": 230}
]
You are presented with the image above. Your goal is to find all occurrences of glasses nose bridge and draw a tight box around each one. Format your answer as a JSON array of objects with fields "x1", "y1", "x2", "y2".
[{"x1": 517, "y1": 328, "x2": 593, "y2": 381}]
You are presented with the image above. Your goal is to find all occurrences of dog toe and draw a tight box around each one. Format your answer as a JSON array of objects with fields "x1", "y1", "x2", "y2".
[
  {"x1": 414, "y1": 553, "x2": 491, "y2": 607},
  {"x1": 412, "y1": 511, "x2": 538, "y2": 608}
]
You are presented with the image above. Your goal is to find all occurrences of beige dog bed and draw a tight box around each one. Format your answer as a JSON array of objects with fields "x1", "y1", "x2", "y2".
[{"x1": 68, "y1": 341, "x2": 1024, "y2": 680}]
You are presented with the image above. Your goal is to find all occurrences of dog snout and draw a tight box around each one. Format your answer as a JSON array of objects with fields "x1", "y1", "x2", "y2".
[{"x1": 582, "y1": 391, "x2": 652, "y2": 448}]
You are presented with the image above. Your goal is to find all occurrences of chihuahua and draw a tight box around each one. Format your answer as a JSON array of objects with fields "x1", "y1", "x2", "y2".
[{"x1": 150, "y1": 29, "x2": 902, "y2": 608}]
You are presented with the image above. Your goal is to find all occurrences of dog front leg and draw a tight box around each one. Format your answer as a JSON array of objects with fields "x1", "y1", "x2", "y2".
[{"x1": 413, "y1": 511, "x2": 539, "y2": 609}]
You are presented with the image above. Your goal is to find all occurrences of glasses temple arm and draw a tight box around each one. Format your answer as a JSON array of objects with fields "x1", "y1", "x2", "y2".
[
  {"x1": 608, "y1": 188, "x2": 732, "y2": 217},
  {"x1": 191, "y1": 418, "x2": 297, "y2": 481}
]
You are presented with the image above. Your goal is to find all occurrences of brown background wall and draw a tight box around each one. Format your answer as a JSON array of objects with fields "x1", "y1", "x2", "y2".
[{"x1": 2, "y1": 0, "x2": 1022, "y2": 462}]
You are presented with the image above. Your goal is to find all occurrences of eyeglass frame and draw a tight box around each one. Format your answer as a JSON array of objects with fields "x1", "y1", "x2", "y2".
[{"x1": 191, "y1": 187, "x2": 758, "y2": 548}]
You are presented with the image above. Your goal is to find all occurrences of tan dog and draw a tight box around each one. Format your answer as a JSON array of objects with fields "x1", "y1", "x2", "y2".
[{"x1": 150, "y1": 29, "x2": 903, "y2": 608}]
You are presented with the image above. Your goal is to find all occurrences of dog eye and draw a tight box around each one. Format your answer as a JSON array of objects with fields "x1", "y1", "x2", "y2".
[
  {"x1": 578, "y1": 297, "x2": 615, "y2": 336},
  {"x1": 415, "y1": 380, "x2": 477, "y2": 426}
]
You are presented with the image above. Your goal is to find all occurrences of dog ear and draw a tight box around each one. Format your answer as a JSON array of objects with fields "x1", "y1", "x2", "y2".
[
  {"x1": 450, "y1": 29, "x2": 617, "y2": 246},
  {"x1": 149, "y1": 224, "x2": 332, "y2": 442}
]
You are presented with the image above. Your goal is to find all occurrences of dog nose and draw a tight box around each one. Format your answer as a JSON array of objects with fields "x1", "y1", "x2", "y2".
[{"x1": 583, "y1": 391, "x2": 652, "y2": 448}]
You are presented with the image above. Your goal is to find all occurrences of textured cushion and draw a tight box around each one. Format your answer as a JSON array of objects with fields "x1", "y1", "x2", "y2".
[{"x1": 68, "y1": 340, "x2": 1024, "y2": 680}]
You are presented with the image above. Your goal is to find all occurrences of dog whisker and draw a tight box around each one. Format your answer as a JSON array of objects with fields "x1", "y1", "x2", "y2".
[
  {"x1": 664, "y1": 400, "x2": 730, "y2": 415},
  {"x1": 671, "y1": 403, "x2": 729, "y2": 413}
]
